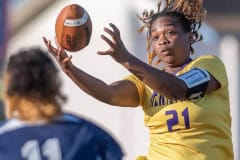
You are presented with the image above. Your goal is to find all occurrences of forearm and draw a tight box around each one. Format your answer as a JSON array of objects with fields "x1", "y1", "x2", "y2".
[
  {"x1": 65, "y1": 65, "x2": 113, "y2": 104},
  {"x1": 121, "y1": 54, "x2": 186, "y2": 99}
]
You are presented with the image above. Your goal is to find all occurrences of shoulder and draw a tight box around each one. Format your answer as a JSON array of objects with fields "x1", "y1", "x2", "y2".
[
  {"x1": 63, "y1": 113, "x2": 109, "y2": 132},
  {"x1": 63, "y1": 113, "x2": 124, "y2": 159},
  {"x1": 0, "y1": 116, "x2": 124, "y2": 160},
  {"x1": 125, "y1": 74, "x2": 142, "y2": 84},
  {"x1": 124, "y1": 74, "x2": 146, "y2": 106},
  {"x1": 191, "y1": 54, "x2": 226, "y2": 72},
  {"x1": 194, "y1": 54, "x2": 224, "y2": 64},
  {"x1": 62, "y1": 113, "x2": 107, "y2": 131},
  {"x1": 63, "y1": 112, "x2": 122, "y2": 144},
  {"x1": 0, "y1": 119, "x2": 27, "y2": 135},
  {"x1": 187, "y1": 54, "x2": 228, "y2": 88},
  {"x1": 179, "y1": 55, "x2": 224, "y2": 75}
]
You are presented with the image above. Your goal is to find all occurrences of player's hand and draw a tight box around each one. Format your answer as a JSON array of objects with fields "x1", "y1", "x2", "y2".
[
  {"x1": 98, "y1": 23, "x2": 130, "y2": 64},
  {"x1": 43, "y1": 36, "x2": 73, "y2": 73}
]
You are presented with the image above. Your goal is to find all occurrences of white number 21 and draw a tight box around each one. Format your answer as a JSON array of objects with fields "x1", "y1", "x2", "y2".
[{"x1": 21, "y1": 138, "x2": 62, "y2": 160}]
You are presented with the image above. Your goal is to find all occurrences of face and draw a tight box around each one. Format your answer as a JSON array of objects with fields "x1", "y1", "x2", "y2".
[{"x1": 150, "y1": 16, "x2": 192, "y2": 68}]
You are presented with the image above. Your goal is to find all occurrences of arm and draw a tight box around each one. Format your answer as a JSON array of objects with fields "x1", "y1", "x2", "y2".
[
  {"x1": 98, "y1": 23, "x2": 220, "y2": 100},
  {"x1": 206, "y1": 76, "x2": 220, "y2": 93},
  {"x1": 122, "y1": 55, "x2": 220, "y2": 99},
  {"x1": 67, "y1": 65, "x2": 139, "y2": 107},
  {"x1": 43, "y1": 37, "x2": 139, "y2": 107}
]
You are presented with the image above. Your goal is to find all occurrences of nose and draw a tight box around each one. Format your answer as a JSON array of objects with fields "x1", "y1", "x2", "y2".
[{"x1": 159, "y1": 35, "x2": 169, "y2": 45}]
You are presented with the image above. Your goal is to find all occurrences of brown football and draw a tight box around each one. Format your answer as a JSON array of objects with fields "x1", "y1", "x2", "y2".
[{"x1": 55, "y1": 4, "x2": 92, "y2": 52}]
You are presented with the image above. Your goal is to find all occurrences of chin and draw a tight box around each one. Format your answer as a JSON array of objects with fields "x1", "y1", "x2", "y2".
[{"x1": 165, "y1": 56, "x2": 175, "y2": 64}]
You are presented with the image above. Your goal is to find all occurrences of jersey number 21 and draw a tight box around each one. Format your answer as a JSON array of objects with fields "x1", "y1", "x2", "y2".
[{"x1": 166, "y1": 107, "x2": 190, "y2": 132}]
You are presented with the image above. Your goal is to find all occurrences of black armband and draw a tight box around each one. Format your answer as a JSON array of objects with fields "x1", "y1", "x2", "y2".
[{"x1": 178, "y1": 68, "x2": 211, "y2": 99}]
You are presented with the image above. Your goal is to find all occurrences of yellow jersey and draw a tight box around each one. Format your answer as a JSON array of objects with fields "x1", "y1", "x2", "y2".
[{"x1": 126, "y1": 55, "x2": 234, "y2": 160}]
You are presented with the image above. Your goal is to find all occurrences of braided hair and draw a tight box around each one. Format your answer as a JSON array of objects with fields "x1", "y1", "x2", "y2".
[
  {"x1": 137, "y1": 0, "x2": 207, "y2": 65},
  {"x1": 3, "y1": 48, "x2": 66, "y2": 121}
]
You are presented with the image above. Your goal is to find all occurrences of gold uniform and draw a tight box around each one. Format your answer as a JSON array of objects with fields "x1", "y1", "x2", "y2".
[{"x1": 126, "y1": 55, "x2": 234, "y2": 160}]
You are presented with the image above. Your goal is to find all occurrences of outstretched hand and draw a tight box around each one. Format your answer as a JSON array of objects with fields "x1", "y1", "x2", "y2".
[
  {"x1": 43, "y1": 36, "x2": 73, "y2": 73},
  {"x1": 98, "y1": 23, "x2": 130, "y2": 64}
]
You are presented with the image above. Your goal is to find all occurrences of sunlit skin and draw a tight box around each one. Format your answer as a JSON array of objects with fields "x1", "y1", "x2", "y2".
[
  {"x1": 150, "y1": 16, "x2": 193, "y2": 74},
  {"x1": 43, "y1": 16, "x2": 219, "y2": 104},
  {"x1": 41, "y1": 1, "x2": 232, "y2": 158}
]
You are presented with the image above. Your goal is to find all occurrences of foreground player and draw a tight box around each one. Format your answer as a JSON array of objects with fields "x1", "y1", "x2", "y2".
[
  {"x1": 44, "y1": 0, "x2": 234, "y2": 159},
  {"x1": 0, "y1": 47, "x2": 123, "y2": 160}
]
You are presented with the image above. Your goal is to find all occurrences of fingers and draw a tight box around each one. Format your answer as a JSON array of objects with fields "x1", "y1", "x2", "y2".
[
  {"x1": 63, "y1": 55, "x2": 72, "y2": 64},
  {"x1": 103, "y1": 23, "x2": 121, "y2": 41},
  {"x1": 43, "y1": 36, "x2": 51, "y2": 50},
  {"x1": 100, "y1": 34, "x2": 115, "y2": 49},
  {"x1": 43, "y1": 36, "x2": 71, "y2": 66},
  {"x1": 42, "y1": 36, "x2": 48, "y2": 45},
  {"x1": 97, "y1": 50, "x2": 112, "y2": 55},
  {"x1": 54, "y1": 36, "x2": 62, "y2": 49},
  {"x1": 56, "y1": 47, "x2": 69, "y2": 62},
  {"x1": 103, "y1": 27, "x2": 114, "y2": 37},
  {"x1": 43, "y1": 36, "x2": 73, "y2": 73},
  {"x1": 57, "y1": 48, "x2": 62, "y2": 61},
  {"x1": 104, "y1": 23, "x2": 120, "y2": 36},
  {"x1": 97, "y1": 34, "x2": 115, "y2": 55},
  {"x1": 98, "y1": 23, "x2": 121, "y2": 55},
  {"x1": 109, "y1": 23, "x2": 120, "y2": 36},
  {"x1": 42, "y1": 36, "x2": 58, "y2": 56}
]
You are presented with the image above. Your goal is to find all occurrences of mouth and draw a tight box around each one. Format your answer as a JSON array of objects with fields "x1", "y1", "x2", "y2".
[{"x1": 160, "y1": 48, "x2": 170, "y2": 55}]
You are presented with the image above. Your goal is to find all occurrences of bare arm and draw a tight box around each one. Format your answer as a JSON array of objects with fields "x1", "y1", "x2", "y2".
[
  {"x1": 205, "y1": 76, "x2": 220, "y2": 93},
  {"x1": 43, "y1": 37, "x2": 139, "y2": 107},
  {"x1": 98, "y1": 23, "x2": 220, "y2": 100},
  {"x1": 120, "y1": 54, "x2": 220, "y2": 99},
  {"x1": 66, "y1": 65, "x2": 139, "y2": 107}
]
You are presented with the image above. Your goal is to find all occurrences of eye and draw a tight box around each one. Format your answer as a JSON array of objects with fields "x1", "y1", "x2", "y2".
[
  {"x1": 166, "y1": 30, "x2": 176, "y2": 36},
  {"x1": 151, "y1": 35, "x2": 159, "y2": 42}
]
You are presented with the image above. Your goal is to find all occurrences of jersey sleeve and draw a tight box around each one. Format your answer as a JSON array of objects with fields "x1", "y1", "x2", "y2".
[
  {"x1": 124, "y1": 74, "x2": 145, "y2": 106},
  {"x1": 190, "y1": 55, "x2": 228, "y2": 88}
]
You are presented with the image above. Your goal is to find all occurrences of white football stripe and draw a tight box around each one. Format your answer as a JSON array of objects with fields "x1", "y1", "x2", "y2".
[{"x1": 64, "y1": 10, "x2": 88, "y2": 27}]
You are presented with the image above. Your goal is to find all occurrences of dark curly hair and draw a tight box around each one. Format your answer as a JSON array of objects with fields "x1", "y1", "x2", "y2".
[
  {"x1": 4, "y1": 47, "x2": 66, "y2": 121},
  {"x1": 137, "y1": 0, "x2": 206, "y2": 65}
]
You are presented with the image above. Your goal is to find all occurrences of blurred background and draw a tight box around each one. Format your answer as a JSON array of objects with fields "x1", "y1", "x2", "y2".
[{"x1": 0, "y1": 0, "x2": 239, "y2": 159}]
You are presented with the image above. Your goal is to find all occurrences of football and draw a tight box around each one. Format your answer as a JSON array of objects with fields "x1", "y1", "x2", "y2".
[{"x1": 55, "y1": 4, "x2": 92, "y2": 52}]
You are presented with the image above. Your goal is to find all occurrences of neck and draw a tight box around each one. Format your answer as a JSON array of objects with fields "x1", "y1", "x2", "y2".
[
  {"x1": 5, "y1": 96, "x2": 62, "y2": 122},
  {"x1": 163, "y1": 57, "x2": 192, "y2": 75},
  {"x1": 163, "y1": 66, "x2": 182, "y2": 75}
]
